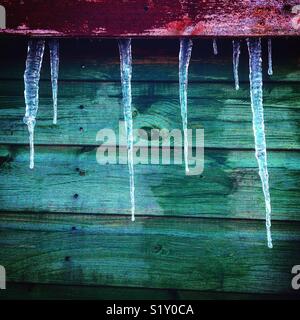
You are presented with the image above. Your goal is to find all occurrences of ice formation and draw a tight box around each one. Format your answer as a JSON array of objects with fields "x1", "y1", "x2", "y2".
[
  {"x1": 118, "y1": 39, "x2": 136, "y2": 221},
  {"x1": 232, "y1": 40, "x2": 241, "y2": 90},
  {"x1": 179, "y1": 38, "x2": 193, "y2": 174},
  {"x1": 49, "y1": 39, "x2": 59, "y2": 124},
  {"x1": 268, "y1": 39, "x2": 273, "y2": 76},
  {"x1": 247, "y1": 38, "x2": 273, "y2": 249},
  {"x1": 23, "y1": 39, "x2": 45, "y2": 169}
]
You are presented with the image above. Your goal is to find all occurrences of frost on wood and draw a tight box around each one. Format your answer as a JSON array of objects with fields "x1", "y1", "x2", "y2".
[
  {"x1": 49, "y1": 39, "x2": 59, "y2": 124},
  {"x1": 232, "y1": 40, "x2": 241, "y2": 90},
  {"x1": 247, "y1": 38, "x2": 273, "y2": 249},
  {"x1": 118, "y1": 38, "x2": 135, "y2": 222},
  {"x1": 179, "y1": 38, "x2": 193, "y2": 174},
  {"x1": 268, "y1": 39, "x2": 273, "y2": 76},
  {"x1": 23, "y1": 39, "x2": 45, "y2": 169}
]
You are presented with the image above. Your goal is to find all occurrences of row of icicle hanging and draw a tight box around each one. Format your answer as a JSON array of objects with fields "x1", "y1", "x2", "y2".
[{"x1": 23, "y1": 38, "x2": 273, "y2": 248}]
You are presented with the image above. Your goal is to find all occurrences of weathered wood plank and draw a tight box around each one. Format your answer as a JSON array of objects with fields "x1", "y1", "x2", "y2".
[
  {"x1": 0, "y1": 214, "x2": 299, "y2": 294},
  {"x1": 1, "y1": 81, "x2": 300, "y2": 149},
  {"x1": 1, "y1": 282, "x2": 296, "y2": 300},
  {"x1": 0, "y1": 282, "x2": 176, "y2": 300},
  {"x1": 1, "y1": 0, "x2": 300, "y2": 37},
  {"x1": 0, "y1": 145, "x2": 299, "y2": 221},
  {"x1": 0, "y1": 39, "x2": 299, "y2": 82}
]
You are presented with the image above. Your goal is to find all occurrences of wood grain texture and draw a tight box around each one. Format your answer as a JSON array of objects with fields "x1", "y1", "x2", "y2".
[
  {"x1": 2, "y1": 282, "x2": 296, "y2": 300},
  {"x1": 0, "y1": 145, "x2": 299, "y2": 221},
  {"x1": 0, "y1": 213, "x2": 299, "y2": 294},
  {"x1": 0, "y1": 0, "x2": 300, "y2": 37},
  {"x1": 0, "y1": 37, "x2": 299, "y2": 298},
  {"x1": 1, "y1": 81, "x2": 300, "y2": 149},
  {"x1": 0, "y1": 39, "x2": 299, "y2": 82},
  {"x1": 0, "y1": 39, "x2": 299, "y2": 149}
]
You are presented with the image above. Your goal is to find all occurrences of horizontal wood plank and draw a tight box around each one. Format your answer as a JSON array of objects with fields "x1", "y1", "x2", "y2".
[
  {"x1": 0, "y1": 145, "x2": 299, "y2": 221},
  {"x1": 1, "y1": 0, "x2": 300, "y2": 37},
  {"x1": 0, "y1": 282, "x2": 297, "y2": 300},
  {"x1": 0, "y1": 282, "x2": 179, "y2": 300},
  {"x1": 0, "y1": 39, "x2": 299, "y2": 82},
  {"x1": 0, "y1": 81, "x2": 300, "y2": 149},
  {"x1": 0, "y1": 213, "x2": 299, "y2": 294}
]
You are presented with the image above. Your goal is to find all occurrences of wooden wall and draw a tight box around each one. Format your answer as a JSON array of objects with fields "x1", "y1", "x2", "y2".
[{"x1": 0, "y1": 38, "x2": 300, "y2": 299}]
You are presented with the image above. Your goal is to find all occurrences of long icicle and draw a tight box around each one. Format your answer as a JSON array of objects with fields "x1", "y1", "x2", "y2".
[
  {"x1": 49, "y1": 39, "x2": 59, "y2": 124},
  {"x1": 247, "y1": 38, "x2": 273, "y2": 248},
  {"x1": 213, "y1": 38, "x2": 218, "y2": 55},
  {"x1": 118, "y1": 39, "x2": 135, "y2": 222},
  {"x1": 267, "y1": 39, "x2": 273, "y2": 76},
  {"x1": 179, "y1": 38, "x2": 193, "y2": 174},
  {"x1": 23, "y1": 39, "x2": 45, "y2": 169},
  {"x1": 232, "y1": 40, "x2": 241, "y2": 90}
]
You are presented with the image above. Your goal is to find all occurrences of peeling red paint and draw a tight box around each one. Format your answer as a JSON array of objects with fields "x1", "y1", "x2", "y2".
[
  {"x1": 192, "y1": 23, "x2": 206, "y2": 35},
  {"x1": 166, "y1": 16, "x2": 193, "y2": 34},
  {"x1": 0, "y1": 0, "x2": 299, "y2": 37}
]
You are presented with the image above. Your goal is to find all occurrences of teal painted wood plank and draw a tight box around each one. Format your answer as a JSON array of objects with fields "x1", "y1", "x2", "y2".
[
  {"x1": 0, "y1": 214, "x2": 299, "y2": 294},
  {"x1": 1, "y1": 282, "x2": 296, "y2": 300},
  {"x1": 0, "y1": 39, "x2": 299, "y2": 82},
  {"x1": 0, "y1": 81, "x2": 300, "y2": 149},
  {"x1": 0, "y1": 282, "x2": 175, "y2": 300},
  {"x1": 0, "y1": 145, "x2": 299, "y2": 221}
]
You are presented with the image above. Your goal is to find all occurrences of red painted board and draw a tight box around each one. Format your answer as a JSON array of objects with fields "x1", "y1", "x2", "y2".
[{"x1": 0, "y1": 0, "x2": 300, "y2": 37}]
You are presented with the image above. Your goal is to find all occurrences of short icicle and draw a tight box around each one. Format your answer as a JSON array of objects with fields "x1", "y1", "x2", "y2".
[
  {"x1": 118, "y1": 39, "x2": 135, "y2": 222},
  {"x1": 232, "y1": 40, "x2": 241, "y2": 90},
  {"x1": 267, "y1": 39, "x2": 273, "y2": 76},
  {"x1": 179, "y1": 38, "x2": 193, "y2": 174},
  {"x1": 213, "y1": 38, "x2": 218, "y2": 55},
  {"x1": 49, "y1": 39, "x2": 60, "y2": 124},
  {"x1": 23, "y1": 39, "x2": 45, "y2": 169},
  {"x1": 247, "y1": 38, "x2": 273, "y2": 249}
]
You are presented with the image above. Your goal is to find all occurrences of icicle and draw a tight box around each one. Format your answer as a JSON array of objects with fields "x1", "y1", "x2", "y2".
[
  {"x1": 179, "y1": 38, "x2": 193, "y2": 174},
  {"x1": 232, "y1": 40, "x2": 241, "y2": 90},
  {"x1": 49, "y1": 39, "x2": 59, "y2": 125},
  {"x1": 267, "y1": 39, "x2": 273, "y2": 76},
  {"x1": 118, "y1": 39, "x2": 135, "y2": 222},
  {"x1": 213, "y1": 38, "x2": 218, "y2": 55},
  {"x1": 247, "y1": 38, "x2": 273, "y2": 249},
  {"x1": 23, "y1": 39, "x2": 45, "y2": 169}
]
